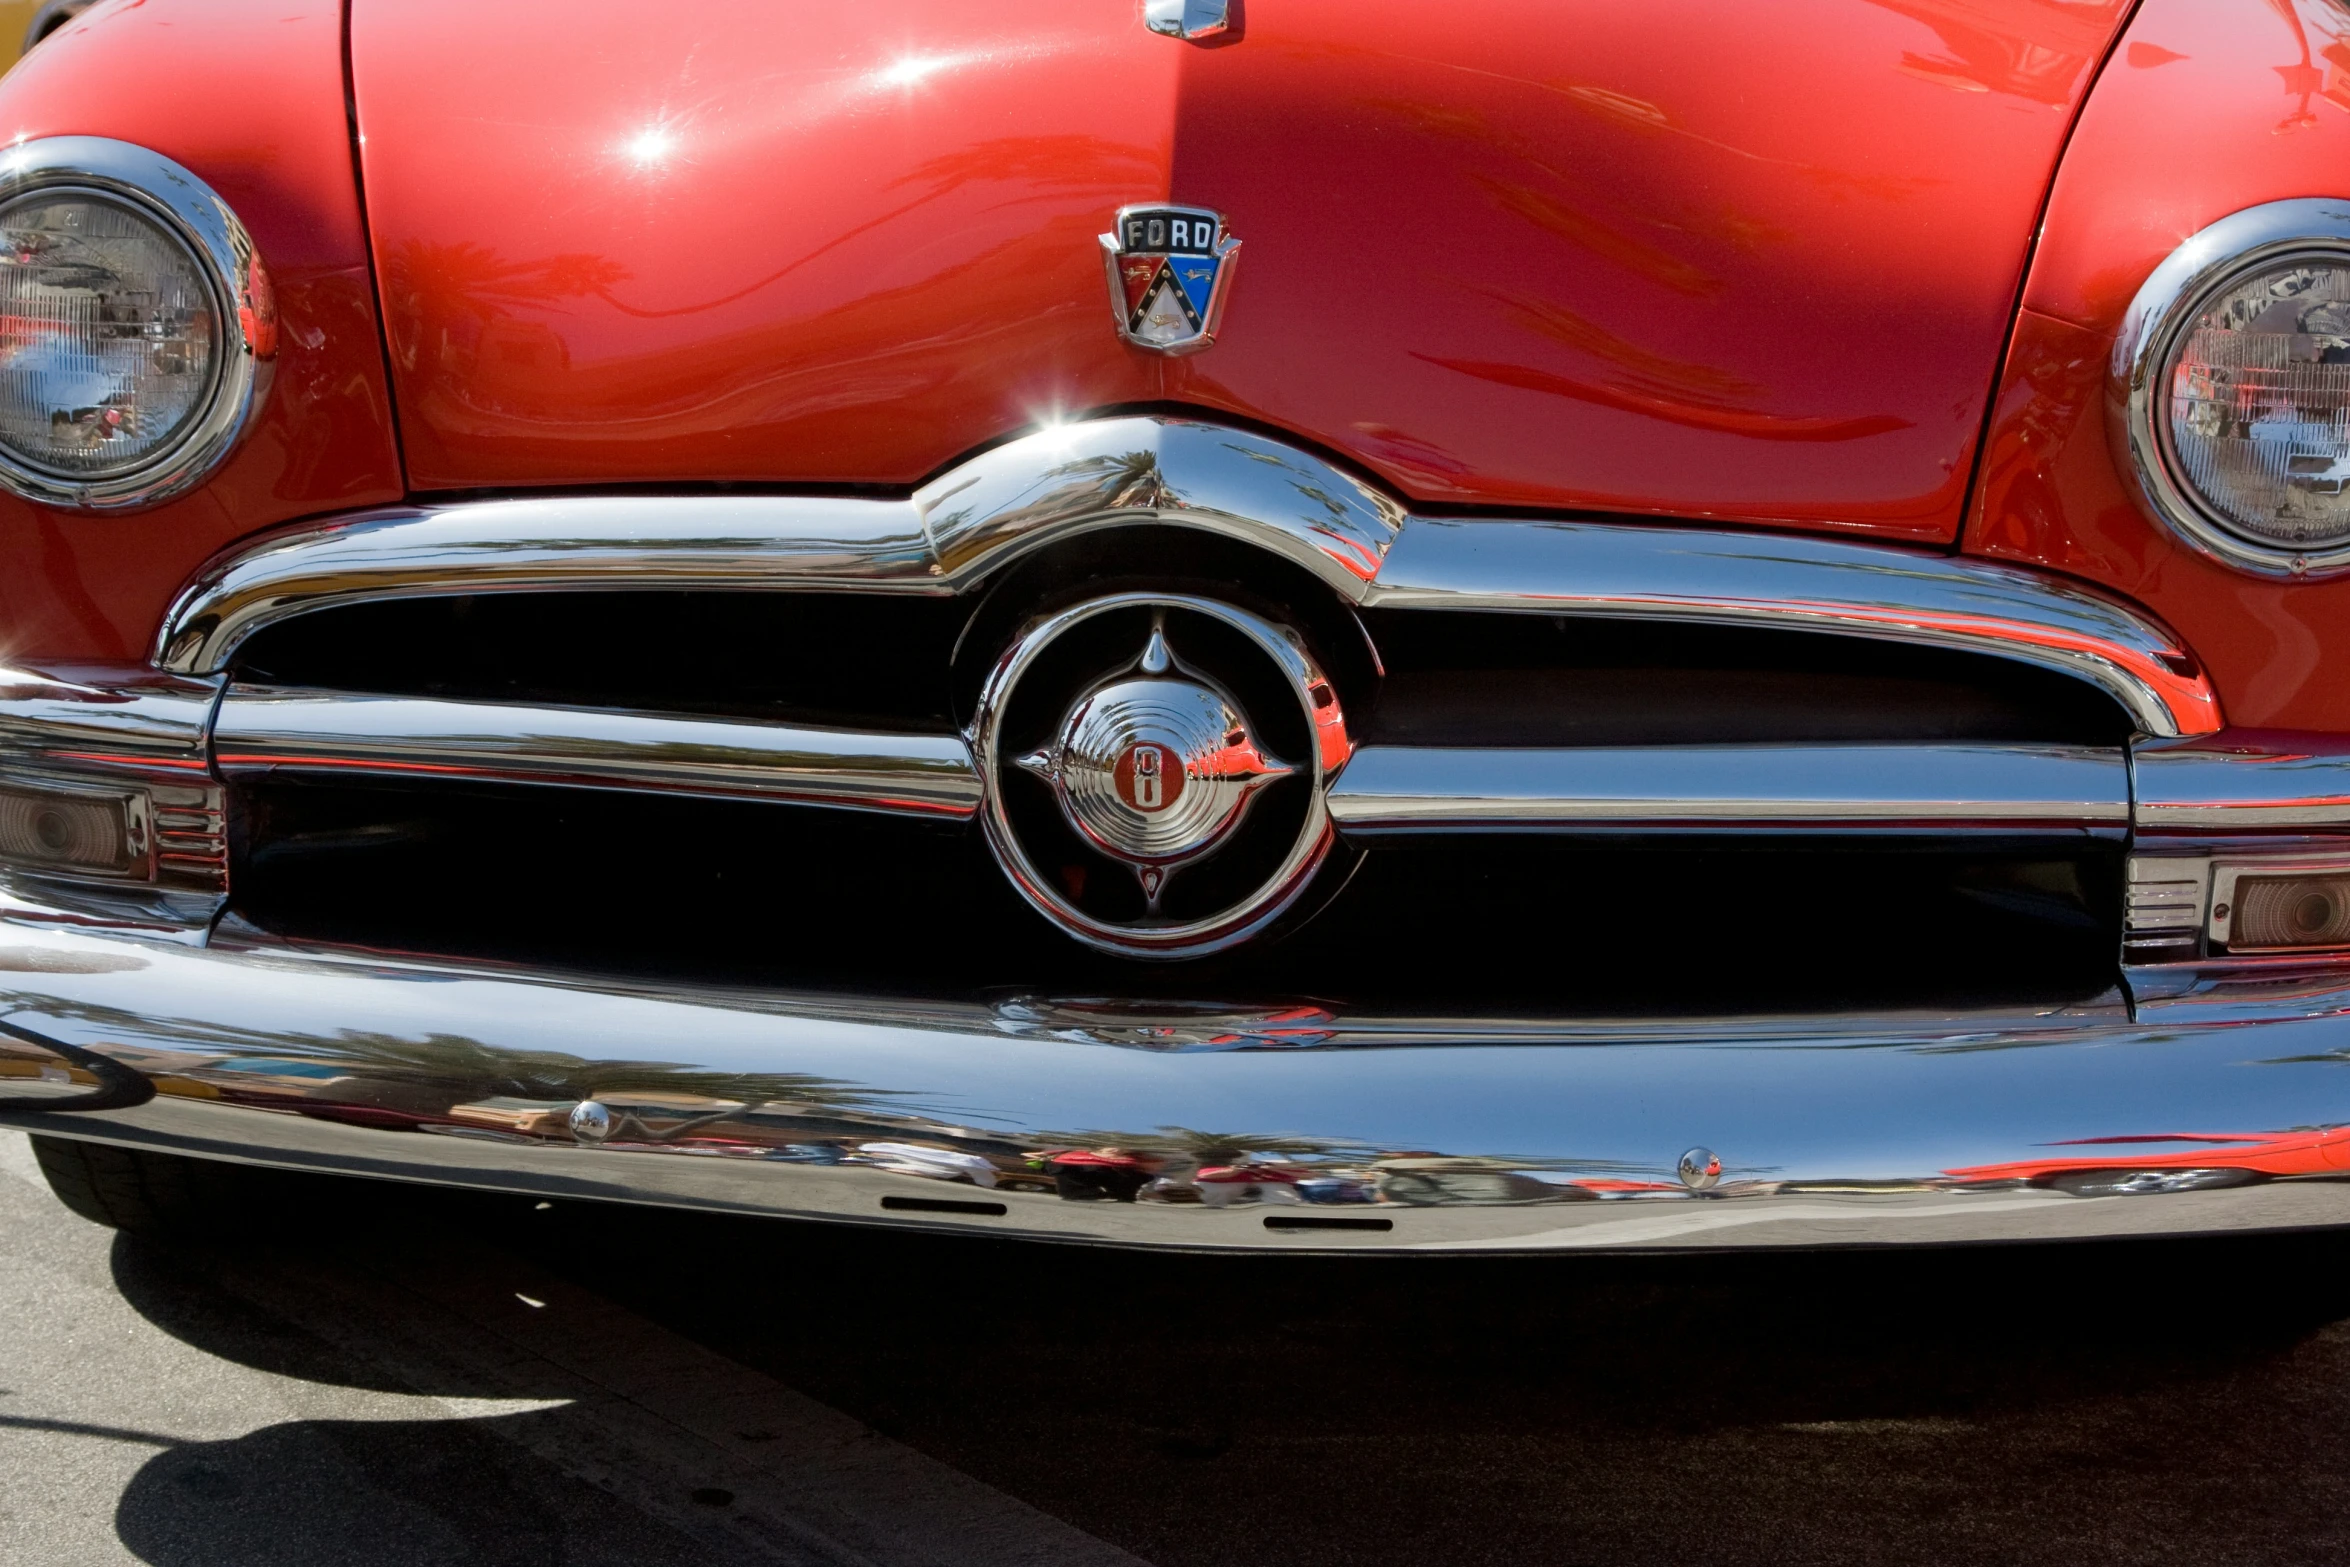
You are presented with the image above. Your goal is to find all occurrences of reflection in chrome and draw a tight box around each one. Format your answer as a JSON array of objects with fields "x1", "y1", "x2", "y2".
[
  {"x1": 148, "y1": 416, "x2": 2214, "y2": 739},
  {"x1": 213, "y1": 685, "x2": 982, "y2": 820},
  {"x1": 988, "y1": 996, "x2": 1340, "y2": 1052},
  {"x1": 0, "y1": 1014, "x2": 153, "y2": 1113},
  {"x1": 972, "y1": 594, "x2": 1348, "y2": 956},
  {"x1": 2127, "y1": 953, "x2": 2350, "y2": 1020},
  {"x1": 1143, "y1": 0, "x2": 1230, "y2": 40},
  {"x1": 2112, "y1": 198, "x2": 2350, "y2": 579},
  {"x1": 7, "y1": 902, "x2": 2350, "y2": 1250},
  {"x1": 917, "y1": 417, "x2": 1403, "y2": 593},
  {"x1": 2042, "y1": 1168, "x2": 2263, "y2": 1198},
  {"x1": 2133, "y1": 732, "x2": 2350, "y2": 831},
  {"x1": 1327, "y1": 743, "x2": 2130, "y2": 837}
]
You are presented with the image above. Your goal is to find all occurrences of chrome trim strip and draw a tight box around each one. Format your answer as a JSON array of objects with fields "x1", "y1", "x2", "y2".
[
  {"x1": 2133, "y1": 733, "x2": 2350, "y2": 832},
  {"x1": 155, "y1": 418, "x2": 1406, "y2": 675},
  {"x1": 213, "y1": 686, "x2": 981, "y2": 820},
  {"x1": 8, "y1": 908, "x2": 2350, "y2": 1251},
  {"x1": 155, "y1": 494, "x2": 935, "y2": 674},
  {"x1": 0, "y1": 137, "x2": 276, "y2": 513},
  {"x1": 0, "y1": 663, "x2": 220, "y2": 778},
  {"x1": 2111, "y1": 198, "x2": 2350, "y2": 581},
  {"x1": 1364, "y1": 519, "x2": 2216, "y2": 738},
  {"x1": 149, "y1": 418, "x2": 2216, "y2": 739},
  {"x1": 1327, "y1": 744, "x2": 2130, "y2": 836}
]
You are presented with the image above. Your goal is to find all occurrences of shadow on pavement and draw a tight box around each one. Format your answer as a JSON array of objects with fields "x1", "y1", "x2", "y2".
[
  {"x1": 92, "y1": 1170, "x2": 2350, "y2": 1567},
  {"x1": 96, "y1": 1183, "x2": 724, "y2": 1567},
  {"x1": 115, "y1": 1413, "x2": 709, "y2": 1567},
  {"x1": 523, "y1": 1201, "x2": 2350, "y2": 1567}
]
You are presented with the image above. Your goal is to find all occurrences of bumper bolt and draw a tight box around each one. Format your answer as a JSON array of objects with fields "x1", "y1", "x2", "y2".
[{"x1": 568, "y1": 1100, "x2": 613, "y2": 1142}]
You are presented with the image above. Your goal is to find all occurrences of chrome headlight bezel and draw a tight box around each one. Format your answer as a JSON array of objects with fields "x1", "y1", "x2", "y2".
[{"x1": 0, "y1": 136, "x2": 275, "y2": 513}]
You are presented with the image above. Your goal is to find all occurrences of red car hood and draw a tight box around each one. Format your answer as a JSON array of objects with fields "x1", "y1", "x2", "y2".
[{"x1": 351, "y1": 0, "x2": 2127, "y2": 543}]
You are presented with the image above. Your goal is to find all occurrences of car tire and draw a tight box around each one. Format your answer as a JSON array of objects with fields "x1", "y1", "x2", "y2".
[{"x1": 29, "y1": 1135, "x2": 262, "y2": 1235}]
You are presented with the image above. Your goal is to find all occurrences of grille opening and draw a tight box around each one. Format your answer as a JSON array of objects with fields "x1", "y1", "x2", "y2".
[
  {"x1": 222, "y1": 577, "x2": 2133, "y2": 753},
  {"x1": 1265, "y1": 1215, "x2": 1394, "y2": 1232},
  {"x1": 229, "y1": 592, "x2": 970, "y2": 733},
  {"x1": 1359, "y1": 612, "x2": 2137, "y2": 747},
  {"x1": 228, "y1": 778, "x2": 2122, "y2": 1018}
]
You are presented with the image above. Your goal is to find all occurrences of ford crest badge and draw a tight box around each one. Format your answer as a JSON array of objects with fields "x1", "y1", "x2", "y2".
[{"x1": 1100, "y1": 204, "x2": 1240, "y2": 355}]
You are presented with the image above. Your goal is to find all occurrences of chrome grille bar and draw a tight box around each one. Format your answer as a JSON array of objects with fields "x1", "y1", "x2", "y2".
[
  {"x1": 152, "y1": 416, "x2": 2221, "y2": 739},
  {"x1": 1326, "y1": 743, "x2": 2130, "y2": 837},
  {"x1": 1367, "y1": 518, "x2": 2218, "y2": 739},
  {"x1": 213, "y1": 687, "x2": 981, "y2": 819},
  {"x1": 213, "y1": 689, "x2": 2138, "y2": 838},
  {"x1": 2132, "y1": 733, "x2": 2350, "y2": 832}
]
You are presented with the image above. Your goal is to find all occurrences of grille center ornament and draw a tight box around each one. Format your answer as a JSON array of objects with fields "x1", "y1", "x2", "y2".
[
  {"x1": 1100, "y1": 204, "x2": 1239, "y2": 355},
  {"x1": 972, "y1": 594, "x2": 1350, "y2": 958},
  {"x1": 1017, "y1": 623, "x2": 1293, "y2": 909}
]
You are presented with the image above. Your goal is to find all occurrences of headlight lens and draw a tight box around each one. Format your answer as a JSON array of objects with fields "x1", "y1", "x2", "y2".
[
  {"x1": 0, "y1": 190, "x2": 218, "y2": 480},
  {"x1": 2161, "y1": 257, "x2": 2350, "y2": 555}
]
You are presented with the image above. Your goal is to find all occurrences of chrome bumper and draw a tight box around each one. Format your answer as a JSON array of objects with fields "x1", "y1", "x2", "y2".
[
  {"x1": 7, "y1": 890, "x2": 2350, "y2": 1252},
  {"x1": 6, "y1": 411, "x2": 2349, "y2": 1251}
]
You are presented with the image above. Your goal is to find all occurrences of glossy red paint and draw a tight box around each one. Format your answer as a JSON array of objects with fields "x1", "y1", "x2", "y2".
[
  {"x1": 0, "y1": 0, "x2": 403, "y2": 666},
  {"x1": 350, "y1": 0, "x2": 2128, "y2": 543},
  {"x1": 1165, "y1": 0, "x2": 2128, "y2": 538},
  {"x1": 1948, "y1": 1124, "x2": 2350, "y2": 1186},
  {"x1": 348, "y1": 0, "x2": 1172, "y2": 494},
  {"x1": 1967, "y1": 0, "x2": 2350, "y2": 730}
]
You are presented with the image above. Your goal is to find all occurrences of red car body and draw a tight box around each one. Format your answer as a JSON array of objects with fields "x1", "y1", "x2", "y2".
[{"x1": 9, "y1": 0, "x2": 2350, "y2": 1250}]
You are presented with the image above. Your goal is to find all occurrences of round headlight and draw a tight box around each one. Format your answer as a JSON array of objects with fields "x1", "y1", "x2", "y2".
[
  {"x1": 2114, "y1": 200, "x2": 2350, "y2": 578},
  {"x1": 0, "y1": 139, "x2": 272, "y2": 512},
  {"x1": 2163, "y1": 257, "x2": 2350, "y2": 555},
  {"x1": 0, "y1": 192, "x2": 219, "y2": 476}
]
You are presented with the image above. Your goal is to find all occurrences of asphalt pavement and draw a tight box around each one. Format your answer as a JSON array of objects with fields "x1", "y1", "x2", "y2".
[{"x1": 9, "y1": 1127, "x2": 2350, "y2": 1565}]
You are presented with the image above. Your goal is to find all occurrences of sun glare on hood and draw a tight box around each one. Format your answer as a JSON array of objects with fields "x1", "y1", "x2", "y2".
[{"x1": 619, "y1": 124, "x2": 679, "y2": 170}]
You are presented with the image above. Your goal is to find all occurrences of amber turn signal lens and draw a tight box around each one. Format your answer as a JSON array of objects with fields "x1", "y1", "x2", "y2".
[
  {"x1": 0, "y1": 786, "x2": 133, "y2": 871},
  {"x1": 2230, "y1": 872, "x2": 2350, "y2": 951}
]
